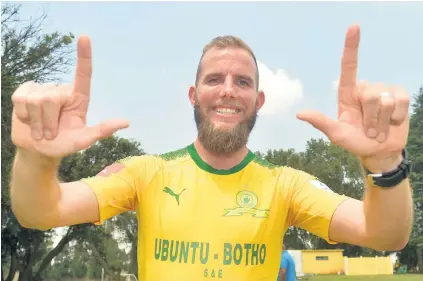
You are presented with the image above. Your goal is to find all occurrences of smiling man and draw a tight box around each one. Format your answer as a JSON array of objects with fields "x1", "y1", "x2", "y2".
[{"x1": 10, "y1": 25, "x2": 413, "y2": 281}]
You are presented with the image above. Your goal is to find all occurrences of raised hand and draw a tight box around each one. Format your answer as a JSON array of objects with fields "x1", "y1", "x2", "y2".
[
  {"x1": 11, "y1": 36, "x2": 129, "y2": 158},
  {"x1": 297, "y1": 25, "x2": 410, "y2": 169}
]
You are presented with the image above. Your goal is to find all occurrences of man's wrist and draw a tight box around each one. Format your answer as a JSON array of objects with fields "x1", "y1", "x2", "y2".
[
  {"x1": 360, "y1": 152, "x2": 403, "y2": 174},
  {"x1": 15, "y1": 148, "x2": 61, "y2": 170}
]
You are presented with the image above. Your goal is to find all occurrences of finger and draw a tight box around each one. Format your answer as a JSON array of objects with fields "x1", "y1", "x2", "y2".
[
  {"x1": 74, "y1": 35, "x2": 92, "y2": 97},
  {"x1": 390, "y1": 86, "x2": 410, "y2": 125},
  {"x1": 296, "y1": 110, "x2": 342, "y2": 143},
  {"x1": 57, "y1": 83, "x2": 74, "y2": 106},
  {"x1": 338, "y1": 25, "x2": 360, "y2": 98},
  {"x1": 376, "y1": 92, "x2": 396, "y2": 143},
  {"x1": 26, "y1": 91, "x2": 44, "y2": 140},
  {"x1": 12, "y1": 81, "x2": 36, "y2": 122},
  {"x1": 41, "y1": 86, "x2": 63, "y2": 140},
  {"x1": 74, "y1": 119, "x2": 129, "y2": 151},
  {"x1": 42, "y1": 84, "x2": 73, "y2": 140},
  {"x1": 359, "y1": 89, "x2": 380, "y2": 139}
]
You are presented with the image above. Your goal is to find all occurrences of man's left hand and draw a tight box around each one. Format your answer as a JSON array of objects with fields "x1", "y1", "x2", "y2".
[{"x1": 297, "y1": 24, "x2": 410, "y2": 173}]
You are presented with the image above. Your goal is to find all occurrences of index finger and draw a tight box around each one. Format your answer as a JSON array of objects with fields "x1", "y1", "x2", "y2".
[
  {"x1": 74, "y1": 35, "x2": 92, "y2": 96},
  {"x1": 339, "y1": 25, "x2": 360, "y2": 95}
]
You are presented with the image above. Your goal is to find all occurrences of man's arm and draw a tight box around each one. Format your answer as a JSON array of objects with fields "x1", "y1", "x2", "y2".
[
  {"x1": 10, "y1": 149, "x2": 100, "y2": 230},
  {"x1": 329, "y1": 157, "x2": 413, "y2": 251},
  {"x1": 278, "y1": 255, "x2": 287, "y2": 281},
  {"x1": 278, "y1": 269, "x2": 286, "y2": 281}
]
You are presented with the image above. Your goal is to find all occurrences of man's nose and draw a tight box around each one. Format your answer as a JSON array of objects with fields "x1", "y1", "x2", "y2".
[{"x1": 220, "y1": 76, "x2": 236, "y2": 98}]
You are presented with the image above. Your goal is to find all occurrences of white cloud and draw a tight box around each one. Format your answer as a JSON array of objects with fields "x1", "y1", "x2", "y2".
[
  {"x1": 332, "y1": 79, "x2": 339, "y2": 94},
  {"x1": 257, "y1": 61, "x2": 303, "y2": 115}
]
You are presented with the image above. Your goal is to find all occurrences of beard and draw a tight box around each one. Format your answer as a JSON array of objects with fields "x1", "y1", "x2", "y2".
[{"x1": 193, "y1": 95, "x2": 258, "y2": 155}]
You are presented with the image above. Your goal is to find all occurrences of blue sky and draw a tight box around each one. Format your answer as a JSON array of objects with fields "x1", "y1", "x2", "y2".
[{"x1": 15, "y1": 1, "x2": 423, "y2": 154}]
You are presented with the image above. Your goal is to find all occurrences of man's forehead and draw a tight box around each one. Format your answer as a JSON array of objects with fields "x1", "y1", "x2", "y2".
[{"x1": 200, "y1": 47, "x2": 256, "y2": 74}]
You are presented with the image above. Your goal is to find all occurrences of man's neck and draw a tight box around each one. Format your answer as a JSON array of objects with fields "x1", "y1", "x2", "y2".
[{"x1": 193, "y1": 139, "x2": 250, "y2": 170}]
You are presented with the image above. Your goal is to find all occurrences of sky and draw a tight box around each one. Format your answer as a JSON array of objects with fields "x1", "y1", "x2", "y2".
[{"x1": 13, "y1": 1, "x2": 423, "y2": 155}]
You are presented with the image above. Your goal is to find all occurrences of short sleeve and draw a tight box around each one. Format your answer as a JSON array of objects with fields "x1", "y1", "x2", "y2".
[
  {"x1": 280, "y1": 255, "x2": 288, "y2": 268},
  {"x1": 286, "y1": 169, "x2": 350, "y2": 244},
  {"x1": 81, "y1": 155, "x2": 156, "y2": 225}
]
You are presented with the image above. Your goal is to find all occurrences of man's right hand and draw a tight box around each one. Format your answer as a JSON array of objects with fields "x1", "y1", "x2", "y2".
[{"x1": 11, "y1": 35, "x2": 129, "y2": 158}]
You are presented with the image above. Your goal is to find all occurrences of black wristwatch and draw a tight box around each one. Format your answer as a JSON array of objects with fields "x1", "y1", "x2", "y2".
[{"x1": 364, "y1": 149, "x2": 411, "y2": 188}]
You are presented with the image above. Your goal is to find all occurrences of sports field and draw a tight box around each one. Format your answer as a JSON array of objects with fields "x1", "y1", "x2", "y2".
[{"x1": 309, "y1": 274, "x2": 420, "y2": 281}]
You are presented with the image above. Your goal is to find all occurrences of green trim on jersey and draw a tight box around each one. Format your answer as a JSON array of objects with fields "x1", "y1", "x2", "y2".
[
  {"x1": 159, "y1": 146, "x2": 189, "y2": 161},
  {"x1": 187, "y1": 143, "x2": 255, "y2": 175},
  {"x1": 252, "y1": 156, "x2": 278, "y2": 169}
]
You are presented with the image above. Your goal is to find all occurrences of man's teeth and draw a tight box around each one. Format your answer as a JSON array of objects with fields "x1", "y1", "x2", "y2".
[{"x1": 215, "y1": 108, "x2": 238, "y2": 115}]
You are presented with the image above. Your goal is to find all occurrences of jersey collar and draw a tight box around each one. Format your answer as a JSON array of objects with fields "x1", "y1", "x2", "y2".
[{"x1": 187, "y1": 143, "x2": 255, "y2": 175}]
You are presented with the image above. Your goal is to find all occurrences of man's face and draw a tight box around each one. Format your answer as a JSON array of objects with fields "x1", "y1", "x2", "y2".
[{"x1": 189, "y1": 47, "x2": 265, "y2": 155}]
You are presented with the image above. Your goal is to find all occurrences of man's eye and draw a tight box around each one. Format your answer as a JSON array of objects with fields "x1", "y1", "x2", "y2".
[
  {"x1": 208, "y1": 78, "x2": 219, "y2": 84},
  {"x1": 239, "y1": 79, "x2": 249, "y2": 86}
]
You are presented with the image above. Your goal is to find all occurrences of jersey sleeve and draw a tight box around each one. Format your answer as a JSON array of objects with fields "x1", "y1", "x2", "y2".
[
  {"x1": 81, "y1": 155, "x2": 158, "y2": 225},
  {"x1": 285, "y1": 168, "x2": 350, "y2": 244}
]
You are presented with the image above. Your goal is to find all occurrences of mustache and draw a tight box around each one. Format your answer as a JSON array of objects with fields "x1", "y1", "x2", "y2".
[{"x1": 212, "y1": 99, "x2": 242, "y2": 109}]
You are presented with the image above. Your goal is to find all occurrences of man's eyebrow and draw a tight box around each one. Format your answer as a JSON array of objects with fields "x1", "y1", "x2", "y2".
[
  {"x1": 203, "y1": 72, "x2": 223, "y2": 79},
  {"x1": 237, "y1": 75, "x2": 254, "y2": 84}
]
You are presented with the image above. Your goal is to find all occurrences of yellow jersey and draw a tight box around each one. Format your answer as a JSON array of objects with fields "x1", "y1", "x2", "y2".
[{"x1": 82, "y1": 143, "x2": 349, "y2": 281}]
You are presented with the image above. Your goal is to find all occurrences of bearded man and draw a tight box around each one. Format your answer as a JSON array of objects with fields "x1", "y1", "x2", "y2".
[{"x1": 9, "y1": 25, "x2": 413, "y2": 281}]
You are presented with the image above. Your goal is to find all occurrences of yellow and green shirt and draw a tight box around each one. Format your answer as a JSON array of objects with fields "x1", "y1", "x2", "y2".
[{"x1": 82, "y1": 143, "x2": 349, "y2": 281}]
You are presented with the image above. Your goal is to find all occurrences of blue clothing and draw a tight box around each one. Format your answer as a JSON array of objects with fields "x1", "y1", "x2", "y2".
[{"x1": 279, "y1": 250, "x2": 296, "y2": 281}]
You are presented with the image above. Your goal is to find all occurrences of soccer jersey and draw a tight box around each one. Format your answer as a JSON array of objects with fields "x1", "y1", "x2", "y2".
[{"x1": 82, "y1": 143, "x2": 349, "y2": 281}]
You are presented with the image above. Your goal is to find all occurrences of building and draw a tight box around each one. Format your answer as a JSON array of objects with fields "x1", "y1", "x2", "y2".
[{"x1": 301, "y1": 249, "x2": 344, "y2": 275}]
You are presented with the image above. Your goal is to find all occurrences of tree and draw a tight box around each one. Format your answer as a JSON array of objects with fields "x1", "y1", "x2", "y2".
[
  {"x1": 1, "y1": 5, "x2": 142, "y2": 280},
  {"x1": 1, "y1": 4, "x2": 75, "y2": 281},
  {"x1": 399, "y1": 86, "x2": 423, "y2": 272}
]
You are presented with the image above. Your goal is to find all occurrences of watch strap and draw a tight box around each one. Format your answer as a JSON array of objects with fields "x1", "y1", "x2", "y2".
[{"x1": 365, "y1": 149, "x2": 411, "y2": 188}]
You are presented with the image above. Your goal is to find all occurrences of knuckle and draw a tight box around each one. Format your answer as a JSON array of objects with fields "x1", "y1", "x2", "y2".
[
  {"x1": 26, "y1": 95, "x2": 42, "y2": 108},
  {"x1": 396, "y1": 95, "x2": 410, "y2": 106},
  {"x1": 361, "y1": 93, "x2": 378, "y2": 104},
  {"x1": 41, "y1": 94, "x2": 59, "y2": 106},
  {"x1": 380, "y1": 98, "x2": 395, "y2": 110},
  {"x1": 11, "y1": 94, "x2": 26, "y2": 105}
]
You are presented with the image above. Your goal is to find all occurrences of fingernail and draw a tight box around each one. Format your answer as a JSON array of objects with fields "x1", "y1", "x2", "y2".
[
  {"x1": 377, "y1": 132, "x2": 386, "y2": 142},
  {"x1": 44, "y1": 130, "x2": 52, "y2": 139},
  {"x1": 367, "y1": 128, "x2": 377, "y2": 138},
  {"x1": 32, "y1": 129, "x2": 42, "y2": 140}
]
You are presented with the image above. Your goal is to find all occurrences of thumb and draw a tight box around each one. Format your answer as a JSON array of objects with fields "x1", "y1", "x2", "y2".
[
  {"x1": 75, "y1": 119, "x2": 130, "y2": 150},
  {"x1": 296, "y1": 110, "x2": 340, "y2": 139}
]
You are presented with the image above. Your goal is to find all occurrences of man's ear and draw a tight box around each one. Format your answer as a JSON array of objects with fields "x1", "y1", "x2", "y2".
[
  {"x1": 256, "y1": 90, "x2": 265, "y2": 110},
  {"x1": 188, "y1": 85, "x2": 197, "y2": 106}
]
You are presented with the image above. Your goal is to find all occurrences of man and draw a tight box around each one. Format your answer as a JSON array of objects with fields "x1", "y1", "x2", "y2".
[
  {"x1": 9, "y1": 24, "x2": 413, "y2": 281},
  {"x1": 279, "y1": 245, "x2": 296, "y2": 281}
]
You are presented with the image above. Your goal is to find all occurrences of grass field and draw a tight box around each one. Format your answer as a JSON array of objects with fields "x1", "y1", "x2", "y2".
[{"x1": 308, "y1": 274, "x2": 421, "y2": 281}]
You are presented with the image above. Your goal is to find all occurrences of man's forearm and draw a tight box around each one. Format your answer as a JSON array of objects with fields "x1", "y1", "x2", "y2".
[
  {"x1": 10, "y1": 148, "x2": 62, "y2": 230},
  {"x1": 361, "y1": 155, "x2": 413, "y2": 251}
]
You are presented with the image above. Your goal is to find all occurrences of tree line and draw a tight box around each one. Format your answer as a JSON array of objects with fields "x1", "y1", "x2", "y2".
[{"x1": 1, "y1": 4, "x2": 422, "y2": 281}]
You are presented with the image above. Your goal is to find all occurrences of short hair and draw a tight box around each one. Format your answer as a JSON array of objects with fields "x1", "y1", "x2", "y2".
[{"x1": 195, "y1": 35, "x2": 259, "y2": 90}]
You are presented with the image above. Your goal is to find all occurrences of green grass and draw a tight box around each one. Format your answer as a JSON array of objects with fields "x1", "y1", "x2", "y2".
[{"x1": 309, "y1": 274, "x2": 421, "y2": 281}]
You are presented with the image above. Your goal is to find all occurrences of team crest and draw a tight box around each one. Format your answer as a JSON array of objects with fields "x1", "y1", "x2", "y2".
[{"x1": 223, "y1": 191, "x2": 269, "y2": 218}]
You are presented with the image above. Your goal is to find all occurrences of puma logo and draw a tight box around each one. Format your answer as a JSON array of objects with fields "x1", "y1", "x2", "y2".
[{"x1": 163, "y1": 187, "x2": 186, "y2": 205}]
